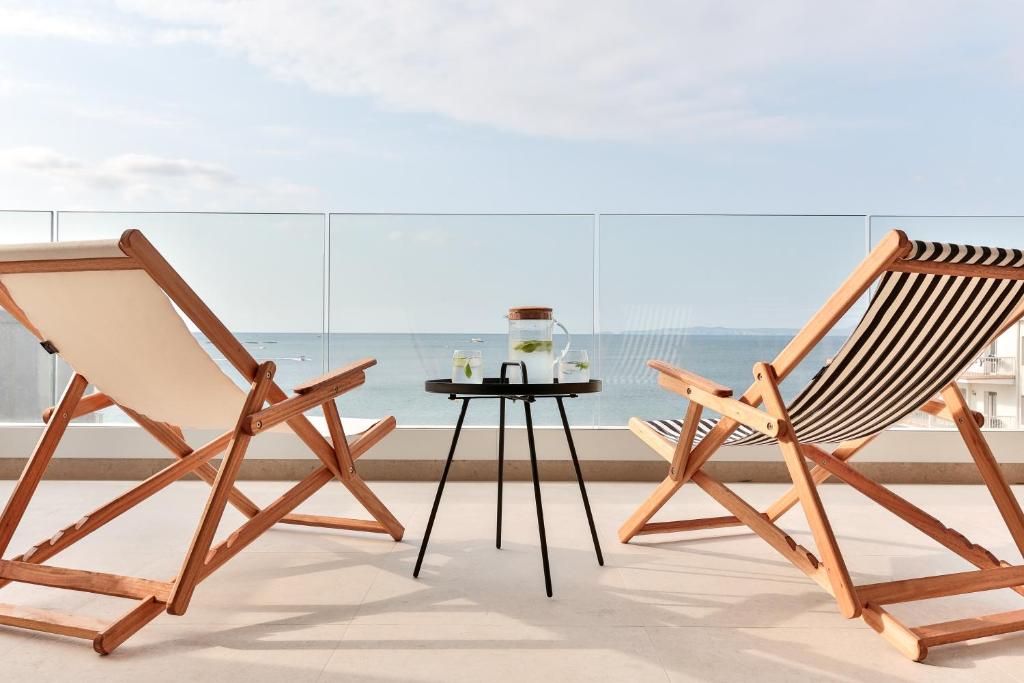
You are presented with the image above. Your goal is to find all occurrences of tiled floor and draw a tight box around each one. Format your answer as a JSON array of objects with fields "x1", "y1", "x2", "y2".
[{"x1": 0, "y1": 480, "x2": 1023, "y2": 681}]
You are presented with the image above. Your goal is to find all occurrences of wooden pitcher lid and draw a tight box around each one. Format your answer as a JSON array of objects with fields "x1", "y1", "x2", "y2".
[{"x1": 508, "y1": 306, "x2": 553, "y2": 320}]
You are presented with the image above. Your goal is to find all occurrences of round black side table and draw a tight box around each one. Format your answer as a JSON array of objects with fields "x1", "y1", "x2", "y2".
[{"x1": 413, "y1": 362, "x2": 603, "y2": 597}]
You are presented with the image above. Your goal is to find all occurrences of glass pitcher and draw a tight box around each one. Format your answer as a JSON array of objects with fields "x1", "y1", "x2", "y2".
[{"x1": 507, "y1": 307, "x2": 571, "y2": 383}]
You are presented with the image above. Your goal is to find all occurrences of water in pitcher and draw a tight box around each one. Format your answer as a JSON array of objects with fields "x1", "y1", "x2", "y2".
[{"x1": 508, "y1": 330, "x2": 555, "y2": 383}]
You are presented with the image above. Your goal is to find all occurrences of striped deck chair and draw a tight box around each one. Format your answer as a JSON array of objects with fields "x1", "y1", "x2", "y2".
[
  {"x1": 620, "y1": 230, "x2": 1024, "y2": 662},
  {"x1": 0, "y1": 230, "x2": 403, "y2": 654}
]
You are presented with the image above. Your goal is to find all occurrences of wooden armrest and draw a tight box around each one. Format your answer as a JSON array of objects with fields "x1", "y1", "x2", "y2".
[
  {"x1": 294, "y1": 358, "x2": 377, "y2": 394},
  {"x1": 648, "y1": 360, "x2": 732, "y2": 397},
  {"x1": 920, "y1": 398, "x2": 985, "y2": 428},
  {"x1": 654, "y1": 371, "x2": 783, "y2": 438},
  {"x1": 246, "y1": 369, "x2": 367, "y2": 435},
  {"x1": 247, "y1": 359, "x2": 378, "y2": 435}
]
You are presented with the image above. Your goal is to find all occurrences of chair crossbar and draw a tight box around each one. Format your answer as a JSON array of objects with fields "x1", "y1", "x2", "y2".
[
  {"x1": 0, "y1": 560, "x2": 172, "y2": 601},
  {"x1": 279, "y1": 514, "x2": 389, "y2": 533},
  {"x1": 913, "y1": 608, "x2": 1024, "y2": 648},
  {"x1": 636, "y1": 515, "x2": 744, "y2": 535},
  {"x1": 858, "y1": 565, "x2": 1024, "y2": 605},
  {"x1": 0, "y1": 602, "x2": 107, "y2": 640},
  {"x1": 0, "y1": 596, "x2": 168, "y2": 656}
]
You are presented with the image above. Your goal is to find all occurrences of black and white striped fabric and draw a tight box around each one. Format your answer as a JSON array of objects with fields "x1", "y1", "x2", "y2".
[{"x1": 647, "y1": 240, "x2": 1024, "y2": 448}]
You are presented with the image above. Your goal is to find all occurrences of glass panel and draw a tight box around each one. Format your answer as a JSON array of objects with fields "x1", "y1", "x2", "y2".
[
  {"x1": 56, "y1": 212, "x2": 326, "y2": 423},
  {"x1": 329, "y1": 214, "x2": 595, "y2": 426},
  {"x1": 598, "y1": 215, "x2": 867, "y2": 426},
  {"x1": 0, "y1": 211, "x2": 55, "y2": 422},
  {"x1": 871, "y1": 216, "x2": 1024, "y2": 430}
]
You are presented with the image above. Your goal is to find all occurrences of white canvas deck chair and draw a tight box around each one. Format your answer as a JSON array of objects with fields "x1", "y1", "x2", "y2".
[
  {"x1": 620, "y1": 230, "x2": 1024, "y2": 662},
  {"x1": 0, "y1": 229, "x2": 403, "y2": 654}
]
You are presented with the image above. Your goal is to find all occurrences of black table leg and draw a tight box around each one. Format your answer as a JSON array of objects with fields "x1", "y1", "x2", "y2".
[
  {"x1": 496, "y1": 397, "x2": 505, "y2": 549},
  {"x1": 523, "y1": 398, "x2": 553, "y2": 597},
  {"x1": 556, "y1": 396, "x2": 604, "y2": 566},
  {"x1": 414, "y1": 397, "x2": 470, "y2": 578}
]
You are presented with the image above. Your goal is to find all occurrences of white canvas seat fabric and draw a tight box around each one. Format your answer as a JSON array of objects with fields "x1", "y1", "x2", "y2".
[
  {"x1": 0, "y1": 239, "x2": 375, "y2": 435},
  {"x1": 646, "y1": 240, "x2": 1024, "y2": 448}
]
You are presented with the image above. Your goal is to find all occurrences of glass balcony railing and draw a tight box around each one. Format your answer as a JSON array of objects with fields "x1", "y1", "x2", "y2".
[
  {"x1": 0, "y1": 211, "x2": 54, "y2": 422},
  {"x1": 598, "y1": 214, "x2": 866, "y2": 425},
  {"x1": 54, "y1": 212, "x2": 327, "y2": 423},
  {"x1": 1, "y1": 211, "x2": 1023, "y2": 431},
  {"x1": 328, "y1": 214, "x2": 595, "y2": 427}
]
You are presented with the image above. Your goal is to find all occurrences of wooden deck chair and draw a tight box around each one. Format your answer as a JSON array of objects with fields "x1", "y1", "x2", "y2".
[
  {"x1": 620, "y1": 229, "x2": 1024, "y2": 662},
  {"x1": 0, "y1": 229, "x2": 403, "y2": 654}
]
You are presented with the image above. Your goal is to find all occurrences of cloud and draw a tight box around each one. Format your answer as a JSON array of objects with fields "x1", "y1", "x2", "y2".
[
  {"x1": 101, "y1": 153, "x2": 235, "y2": 184},
  {"x1": 112, "y1": 0, "x2": 1024, "y2": 142},
  {"x1": 0, "y1": 146, "x2": 317, "y2": 209},
  {"x1": 0, "y1": 5, "x2": 131, "y2": 43},
  {"x1": 0, "y1": 68, "x2": 55, "y2": 98},
  {"x1": 0, "y1": 146, "x2": 84, "y2": 173},
  {"x1": 0, "y1": 146, "x2": 234, "y2": 186},
  {"x1": 70, "y1": 104, "x2": 189, "y2": 128}
]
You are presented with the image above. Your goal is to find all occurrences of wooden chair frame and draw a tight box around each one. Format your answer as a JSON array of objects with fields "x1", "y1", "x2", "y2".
[
  {"x1": 619, "y1": 229, "x2": 1024, "y2": 661},
  {"x1": 0, "y1": 230, "x2": 403, "y2": 654}
]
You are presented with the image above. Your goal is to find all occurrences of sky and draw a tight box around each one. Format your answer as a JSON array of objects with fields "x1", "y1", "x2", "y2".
[
  {"x1": 2, "y1": 3, "x2": 1024, "y2": 335},
  {"x1": 0, "y1": 1, "x2": 1023, "y2": 214}
]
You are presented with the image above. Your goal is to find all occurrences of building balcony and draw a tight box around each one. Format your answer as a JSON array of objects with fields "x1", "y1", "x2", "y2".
[{"x1": 959, "y1": 355, "x2": 1017, "y2": 381}]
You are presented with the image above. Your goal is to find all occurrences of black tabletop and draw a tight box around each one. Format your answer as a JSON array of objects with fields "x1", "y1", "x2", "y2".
[{"x1": 425, "y1": 377, "x2": 602, "y2": 396}]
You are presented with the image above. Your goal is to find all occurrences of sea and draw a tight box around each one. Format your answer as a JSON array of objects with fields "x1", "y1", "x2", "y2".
[{"x1": 192, "y1": 332, "x2": 846, "y2": 428}]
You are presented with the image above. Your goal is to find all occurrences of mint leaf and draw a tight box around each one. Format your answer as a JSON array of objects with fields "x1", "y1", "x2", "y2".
[
  {"x1": 465, "y1": 363, "x2": 473, "y2": 378},
  {"x1": 513, "y1": 339, "x2": 552, "y2": 353}
]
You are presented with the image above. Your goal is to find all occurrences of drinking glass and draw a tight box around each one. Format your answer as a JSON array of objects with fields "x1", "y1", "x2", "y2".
[
  {"x1": 452, "y1": 350, "x2": 484, "y2": 384},
  {"x1": 558, "y1": 350, "x2": 590, "y2": 383}
]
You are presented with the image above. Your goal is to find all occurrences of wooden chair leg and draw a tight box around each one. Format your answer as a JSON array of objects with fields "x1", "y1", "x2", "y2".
[
  {"x1": 756, "y1": 362, "x2": 860, "y2": 619},
  {"x1": 862, "y1": 602, "x2": 927, "y2": 662},
  {"x1": 618, "y1": 476, "x2": 684, "y2": 542},
  {"x1": 800, "y1": 442, "x2": 1023, "y2": 588},
  {"x1": 322, "y1": 401, "x2": 354, "y2": 478},
  {"x1": 0, "y1": 374, "x2": 88, "y2": 557},
  {"x1": 167, "y1": 362, "x2": 276, "y2": 616},
  {"x1": 619, "y1": 400, "x2": 706, "y2": 542},
  {"x1": 669, "y1": 402, "x2": 703, "y2": 481},
  {"x1": 941, "y1": 382, "x2": 1024, "y2": 556},
  {"x1": 320, "y1": 399, "x2": 403, "y2": 540},
  {"x1": 341, "y1": 476, "x2": 404, "y2": 541},
  {"x1": 92, "y1": 596, "x2": 165, "y2": 655}
]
